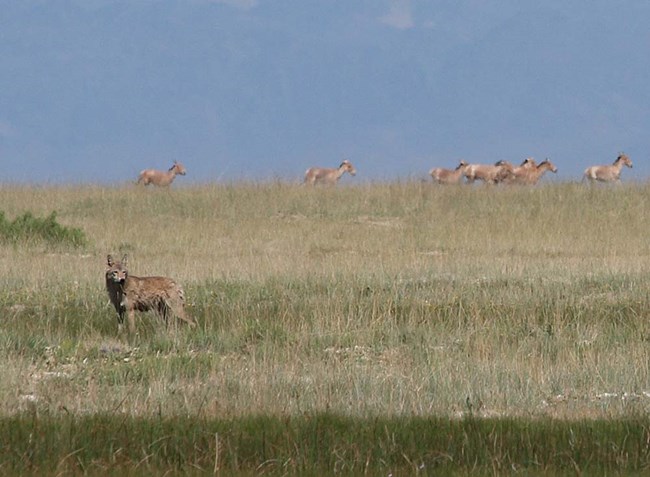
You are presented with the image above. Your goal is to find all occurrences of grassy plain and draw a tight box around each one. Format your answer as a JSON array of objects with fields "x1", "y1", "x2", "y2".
[{"x1": 0, "y1": 180, "x2": 649, "y2": 474}]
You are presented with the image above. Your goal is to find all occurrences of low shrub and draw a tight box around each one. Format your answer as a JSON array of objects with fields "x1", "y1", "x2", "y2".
[{"x1": 0, "y1": 211, "x2": 87, "y2": 247}]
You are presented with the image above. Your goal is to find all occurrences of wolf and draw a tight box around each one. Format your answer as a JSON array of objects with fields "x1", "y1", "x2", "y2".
[{"x1": 105, "y1": 254, "x2": 196, "y2": 333}]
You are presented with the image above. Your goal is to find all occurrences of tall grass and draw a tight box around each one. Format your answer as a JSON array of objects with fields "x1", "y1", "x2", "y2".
[
  {"x1": 0, "y1": 181, "x2": 649, "y2": 473},
  {"x1": 3, "y1": 413, "x2": 650, "y2": 475}
]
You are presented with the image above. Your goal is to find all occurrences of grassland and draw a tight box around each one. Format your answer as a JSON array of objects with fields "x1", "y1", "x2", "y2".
[{"x1": 0, "y1": 180, "x2": 650, "y2": 474}]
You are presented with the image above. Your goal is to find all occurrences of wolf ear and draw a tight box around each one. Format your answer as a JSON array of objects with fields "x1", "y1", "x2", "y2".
[
  {"x1": 121, "y1": 254, "x2": 128, "y2": 267},
  {"x1": 107, "y1": 254, "x2": 114, "y2": 267}
]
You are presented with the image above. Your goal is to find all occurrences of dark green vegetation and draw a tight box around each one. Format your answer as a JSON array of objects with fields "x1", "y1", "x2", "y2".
[
  {"x1": 3, "y1": 413, "x2": 650, "y2": 476},
  {"x1": 0, "y1": 211, "x2": 87, "y2": 248}
]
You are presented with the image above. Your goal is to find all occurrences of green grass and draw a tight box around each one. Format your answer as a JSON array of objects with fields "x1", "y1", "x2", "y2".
[
  {"x1": 0, "y1": 181, "x2": 649, "y2": 474},
  {"x1": 3, "y1": 413, "x2": 650, "y2": 476}
]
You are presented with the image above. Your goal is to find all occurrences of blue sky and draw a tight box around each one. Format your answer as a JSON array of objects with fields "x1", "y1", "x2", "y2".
[{"x1": 1, "y1": 1, "x2": 648, "y2": 183}]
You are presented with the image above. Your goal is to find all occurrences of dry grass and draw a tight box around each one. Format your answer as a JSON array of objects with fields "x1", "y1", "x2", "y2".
[{"x1": 0, "y1": 181, "x2": 649, "y2": 420}]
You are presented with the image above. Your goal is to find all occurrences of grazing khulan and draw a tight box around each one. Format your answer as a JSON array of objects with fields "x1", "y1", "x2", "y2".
[
  {"x1": 583, "y1": 153, "x2": 633, "y2": 183},
  {"x1": 463, "y1": 161, "x2": 514, "y2": 185},
  {"x1": 304, "y1": 160, "x2": 357, "y2": 185},
  {"x1": 497, "y1": 158, "x2": 536, "y2": 184},
  {"x1": 105, "y1": 254, "x2": 196, "y2": 334},
  {"x1": 429, "y1": 160, "x2": 469, "y2": 185},
  {"x1": 137, "y1": 161, "x2": 187, "y2": 186},
  {"x1": 521, "y1": 158, "x2": 558, "y2": 185},
  {"x1": 507, "y1": 158, "x2": 558, "y2": 185}
]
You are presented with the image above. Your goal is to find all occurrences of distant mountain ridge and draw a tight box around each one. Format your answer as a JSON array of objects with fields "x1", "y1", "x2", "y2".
[{"x1": 0, "y1": 2, "x2": 648, "y2": 182}]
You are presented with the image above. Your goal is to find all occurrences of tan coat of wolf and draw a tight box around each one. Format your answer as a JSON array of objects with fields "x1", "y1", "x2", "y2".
[{"x1": 105, "y1": 254, "x2": 196, "y2": 333}]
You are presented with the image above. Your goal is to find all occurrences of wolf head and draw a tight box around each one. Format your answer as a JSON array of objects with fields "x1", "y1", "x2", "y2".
[{"x1": 106, "y1": 254, "x2": 128, "y2": 285}]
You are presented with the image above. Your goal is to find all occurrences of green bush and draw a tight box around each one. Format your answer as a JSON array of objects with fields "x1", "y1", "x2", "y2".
[{"x1": 0, "y1": 211, "x2": 87, "y2": 247}]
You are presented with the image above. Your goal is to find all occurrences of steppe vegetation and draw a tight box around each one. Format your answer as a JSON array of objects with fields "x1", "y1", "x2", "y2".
[{"x1": 1, "y1": 180, "x2": 650, "y2": 474}]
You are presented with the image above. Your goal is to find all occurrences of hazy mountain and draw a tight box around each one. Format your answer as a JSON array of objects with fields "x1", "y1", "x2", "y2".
[{"x1": 1, "y1": 1, "x2": 648, "y2": 182}]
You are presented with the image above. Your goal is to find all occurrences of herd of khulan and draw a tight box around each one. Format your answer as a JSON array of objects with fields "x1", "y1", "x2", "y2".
[
  {"x1": 134, "y1": 153, "x2": 633, "y2": 189},
  {"x1": 428, "y1": 153, "x2": 632, "y2": 185},
  {"x1": 110, "y1": 152, "x2": 633, "y2": 335}
]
